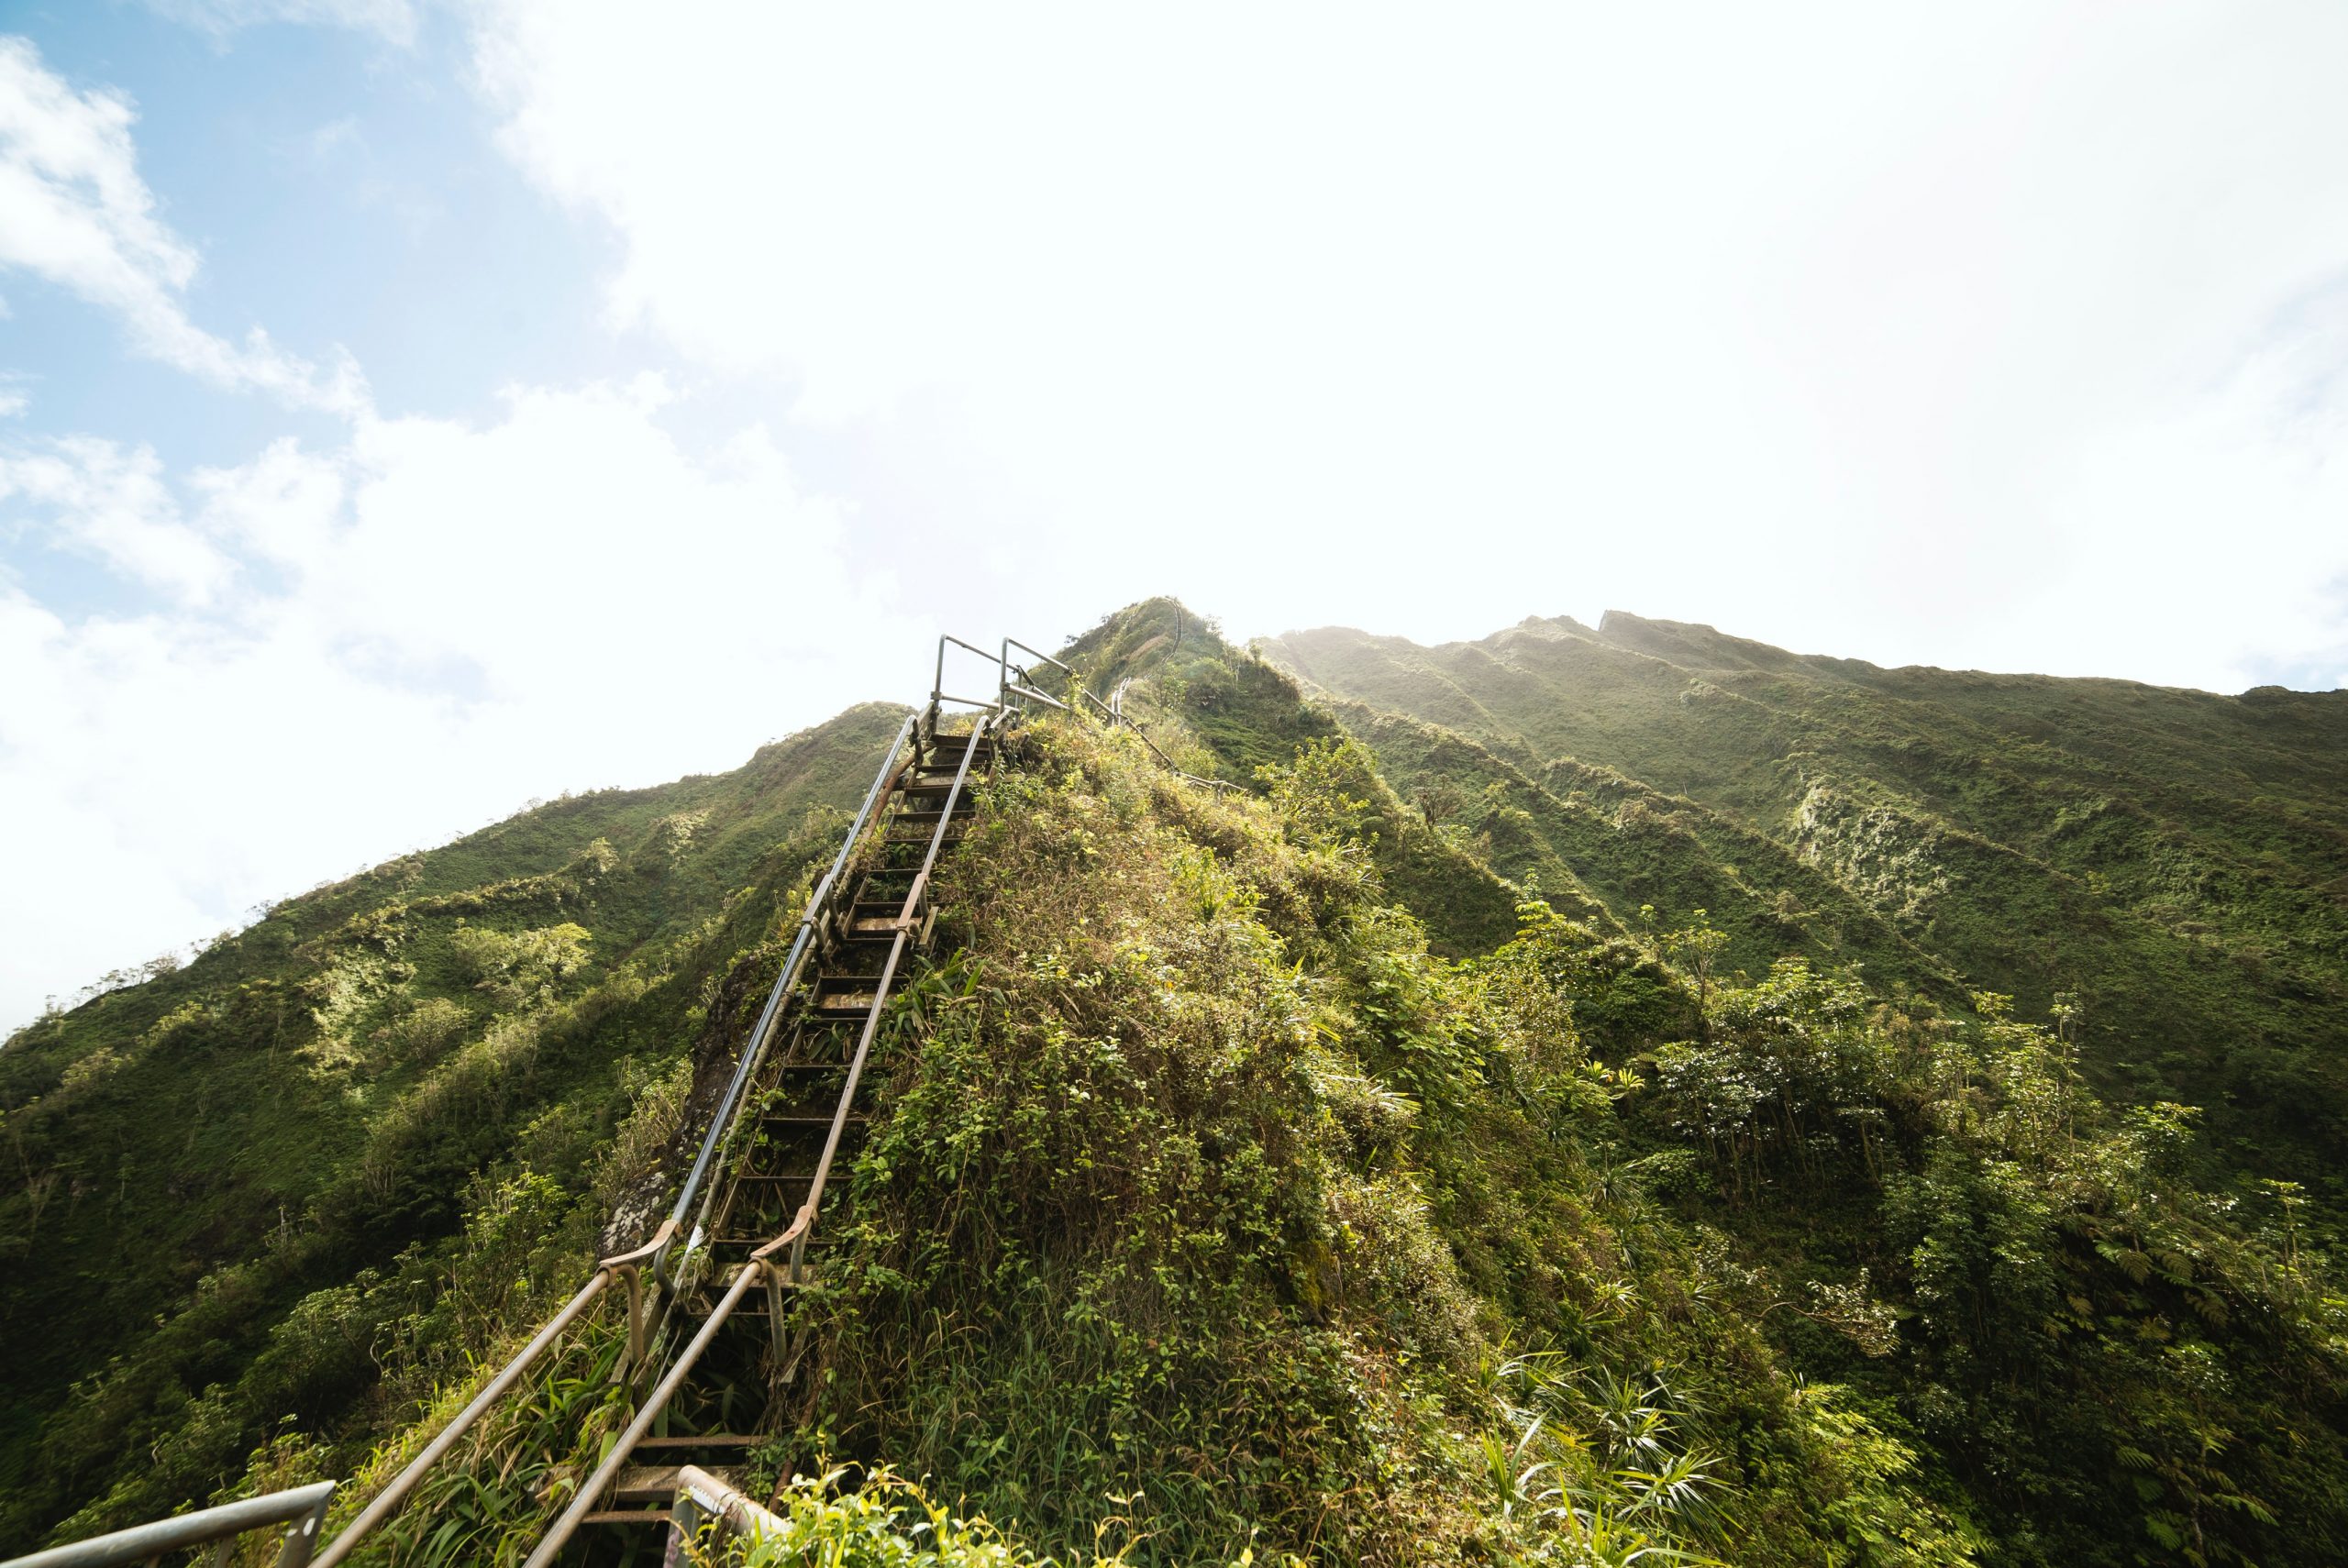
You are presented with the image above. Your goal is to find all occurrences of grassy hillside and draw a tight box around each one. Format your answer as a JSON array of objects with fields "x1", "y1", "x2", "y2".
[
  {"x1": 1263, "y1": 613, "x2": 2348, "y2": 1199},
  {"x1": 6, "y1": 601, "x2": 2346, "y2": 1568},
  {"x1": 0, "y1": 702, "x2": 905, "y2": 1552}
]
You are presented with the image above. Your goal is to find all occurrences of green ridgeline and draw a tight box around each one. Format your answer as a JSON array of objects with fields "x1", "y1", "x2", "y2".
[
  {"x1": 6, "y1": 602, "x2": 2346, "y2": 1567},
  {"x1": 0, "y1": 701, "x2": 906, "y2": 1553},
  {"x1": 1262, "y1": 611, "x2": 2348, "y2": 1205}
]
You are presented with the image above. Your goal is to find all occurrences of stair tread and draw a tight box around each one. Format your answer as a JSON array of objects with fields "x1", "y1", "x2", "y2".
[{"x1": 612, "y1": 1462, "x2": 742, "y2": 1502}]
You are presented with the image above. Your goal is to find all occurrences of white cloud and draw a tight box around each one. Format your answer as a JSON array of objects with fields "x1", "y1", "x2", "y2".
[
  {"x1": 141, "y1": 0, "x2": 415, "y2": 47},
  {"x1": 0, "y1": 36, "x2": 368, "y2": 413},
  {"x1": 0, "y1": 435, "x2": 238, "y2": 603},
  {"x1": 2003, "y1": 287, "x2": 2348, "y2": 691},
  {"x1": 0, "y1": 381, "x2": 924, "y2": 1032},
  {"x1": 12, "y1": 1, "x2": 2348, "y2": 1032},
  {"x1": 466, "y1": 2, "x2": 2348, "y2": 689}
]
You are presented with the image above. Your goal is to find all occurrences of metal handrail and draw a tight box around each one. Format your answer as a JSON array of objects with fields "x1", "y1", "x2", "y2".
[
  {"x1": 520, "y1": 1242, "x2": 791, "y2": 1568},
  {"x1": 10, "y1": 1483, "x2": 336, "y2": 1568},
  {"x1": 658, "y1": 713, "x2": 917, "y2": 1285},
  {"x1": 1003, "y1": 635, "x2": 1115, "y2": 723},
  {"x1": 788, "y1": 711, "x2": 990, "y2": 1279},
  {"x1": 932, "y1": 635, "x2": 1008, "y2": 713},
  {"x1": 308, "y1": 1275, "x2": 610, "y2": 1568},
  {"x1": 665, "y1": 1464, "x2": 785, "y2": 1551},
  {"x1": 525, "y1": 712, "x2": 998, "y2": 1567},
  {"x1": 964, "y1": 634, "x2": 1239, "y2": 794},
  {"x1": 307, "y1": 715, "x2": 920, "y2": 1568},
  {"x1": 53, "y1": 632, "x2": 1219, "y2": 1568}
]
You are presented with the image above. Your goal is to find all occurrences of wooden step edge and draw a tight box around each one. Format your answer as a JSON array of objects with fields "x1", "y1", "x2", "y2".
[
  {"x1": 613, "y1": 1463, "x2": 748, "y2": 1503},
  {"x1": 634, "y1": 1433, "x2": 762, "y2": 1450}
]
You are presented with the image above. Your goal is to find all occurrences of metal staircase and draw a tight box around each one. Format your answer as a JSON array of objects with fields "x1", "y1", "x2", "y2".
[
  {"x1": 539, "y1": 717, "x2": 997, "y2": 1557},
  {"x1": 14, "y1": 633, "x2": 1218, "y2": 1568}
]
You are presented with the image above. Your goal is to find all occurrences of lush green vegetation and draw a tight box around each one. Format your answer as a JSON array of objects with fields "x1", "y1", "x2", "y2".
[
  {"x1": 766, "y1": 705, "x2": 2347, "y2": 1565},
  {"x1": 1264, "y1": 613, "x2": 2348, "y2": 1214},
  {"x1": 0, "y1": 702, "x2": 906, "y2": 1553},
  {"x1": 6, "y1": 600, "x2": 2346, "y2": 1567}
]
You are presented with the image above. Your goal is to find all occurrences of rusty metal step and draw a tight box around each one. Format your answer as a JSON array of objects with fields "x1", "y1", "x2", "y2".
[
  {"x1": 611, "y1": 1463, "x2": 747, "y2": 1504},
  {"x1": 841, "y1": 902, "x2": 910, "y2": 939},
  {"x1": 891, "y1": 806, "x2": 972, "y2": 830},
  {"x1": 764, "y1": 1065, "x2": 850, "y2": 1088},
  {"x1": 903, "y1": 769, "x2": 974, "y2": 792},
  {"x1": 810, "y1": 984, "x2": 880, "y2": 1018},
  {"x1": 634, "y1": 1434, "x2": 760, "y2": 1455},
  {"x1": 881, "y1": 828, "x2": 964, "y2": 847}
]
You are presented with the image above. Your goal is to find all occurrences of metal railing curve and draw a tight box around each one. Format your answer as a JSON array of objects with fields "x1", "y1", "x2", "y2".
[
  {"x1": 932, "y1": 634, "x2": 1238, "y2": 793},
  {"x1": 663, "y1": 1464, "x2": 786, "y2": 1557},
  {"x1": 10, "y1": 1482, "x2": 336, "y2": 1568}
]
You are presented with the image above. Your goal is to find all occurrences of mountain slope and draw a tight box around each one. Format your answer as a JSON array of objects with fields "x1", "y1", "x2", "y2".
[
  {"x1": 1262, "y1": 613, "x2": 2348, "y2": 1187},
  {"x1": 0, "y1": 702, "x2": 905, "y2": 1551},
  {"x1": 6, "y1": 602, "x2": 2347, "y2": 1568}
]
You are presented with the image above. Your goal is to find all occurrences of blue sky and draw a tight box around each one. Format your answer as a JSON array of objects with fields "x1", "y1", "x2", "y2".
[
  {"x1": 13, "y1": 7, "x2": 568, "y2": 437},
  {"x1": 4, "y1": 1, "x2": 2348, "y2": 1030}
]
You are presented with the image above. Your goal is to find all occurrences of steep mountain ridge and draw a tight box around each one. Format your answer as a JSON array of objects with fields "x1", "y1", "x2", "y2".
[
  {"x1": 1261, "y1": 613, "x2": 2348, "y2": 1180},
  {"x1": 0, "y1": 701, "x2": 906, "y2": 1550}
]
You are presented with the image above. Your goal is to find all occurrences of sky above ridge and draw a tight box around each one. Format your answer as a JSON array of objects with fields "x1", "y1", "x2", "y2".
[{"x1": 4, "y1": 1, "x2": 2348, "y2": 1028}]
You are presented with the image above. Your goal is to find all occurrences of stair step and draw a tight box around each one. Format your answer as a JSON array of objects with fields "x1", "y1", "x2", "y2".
[
  {"x1": 812, "y1": 994, "x2": 880, "y2": 1018},
  {"x1": 614, "y1": 1464, "x2": 691, "y2": 1503},
  {"x1": 765, "y1": 1066, "x2": 849, "y2": 1088},
  {"x1": 635, "y1": 1434, "x2": 761, "y2": 1452},
  {"x1": 604, "y1": 1462, "x2": 750, "y2": 1507},
  {"x1": 892, "y1": 807, "x2": 973, "y2": 828},
  {"x1": 813, "y1": 974, "x2": 882, "y2": 993}
]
